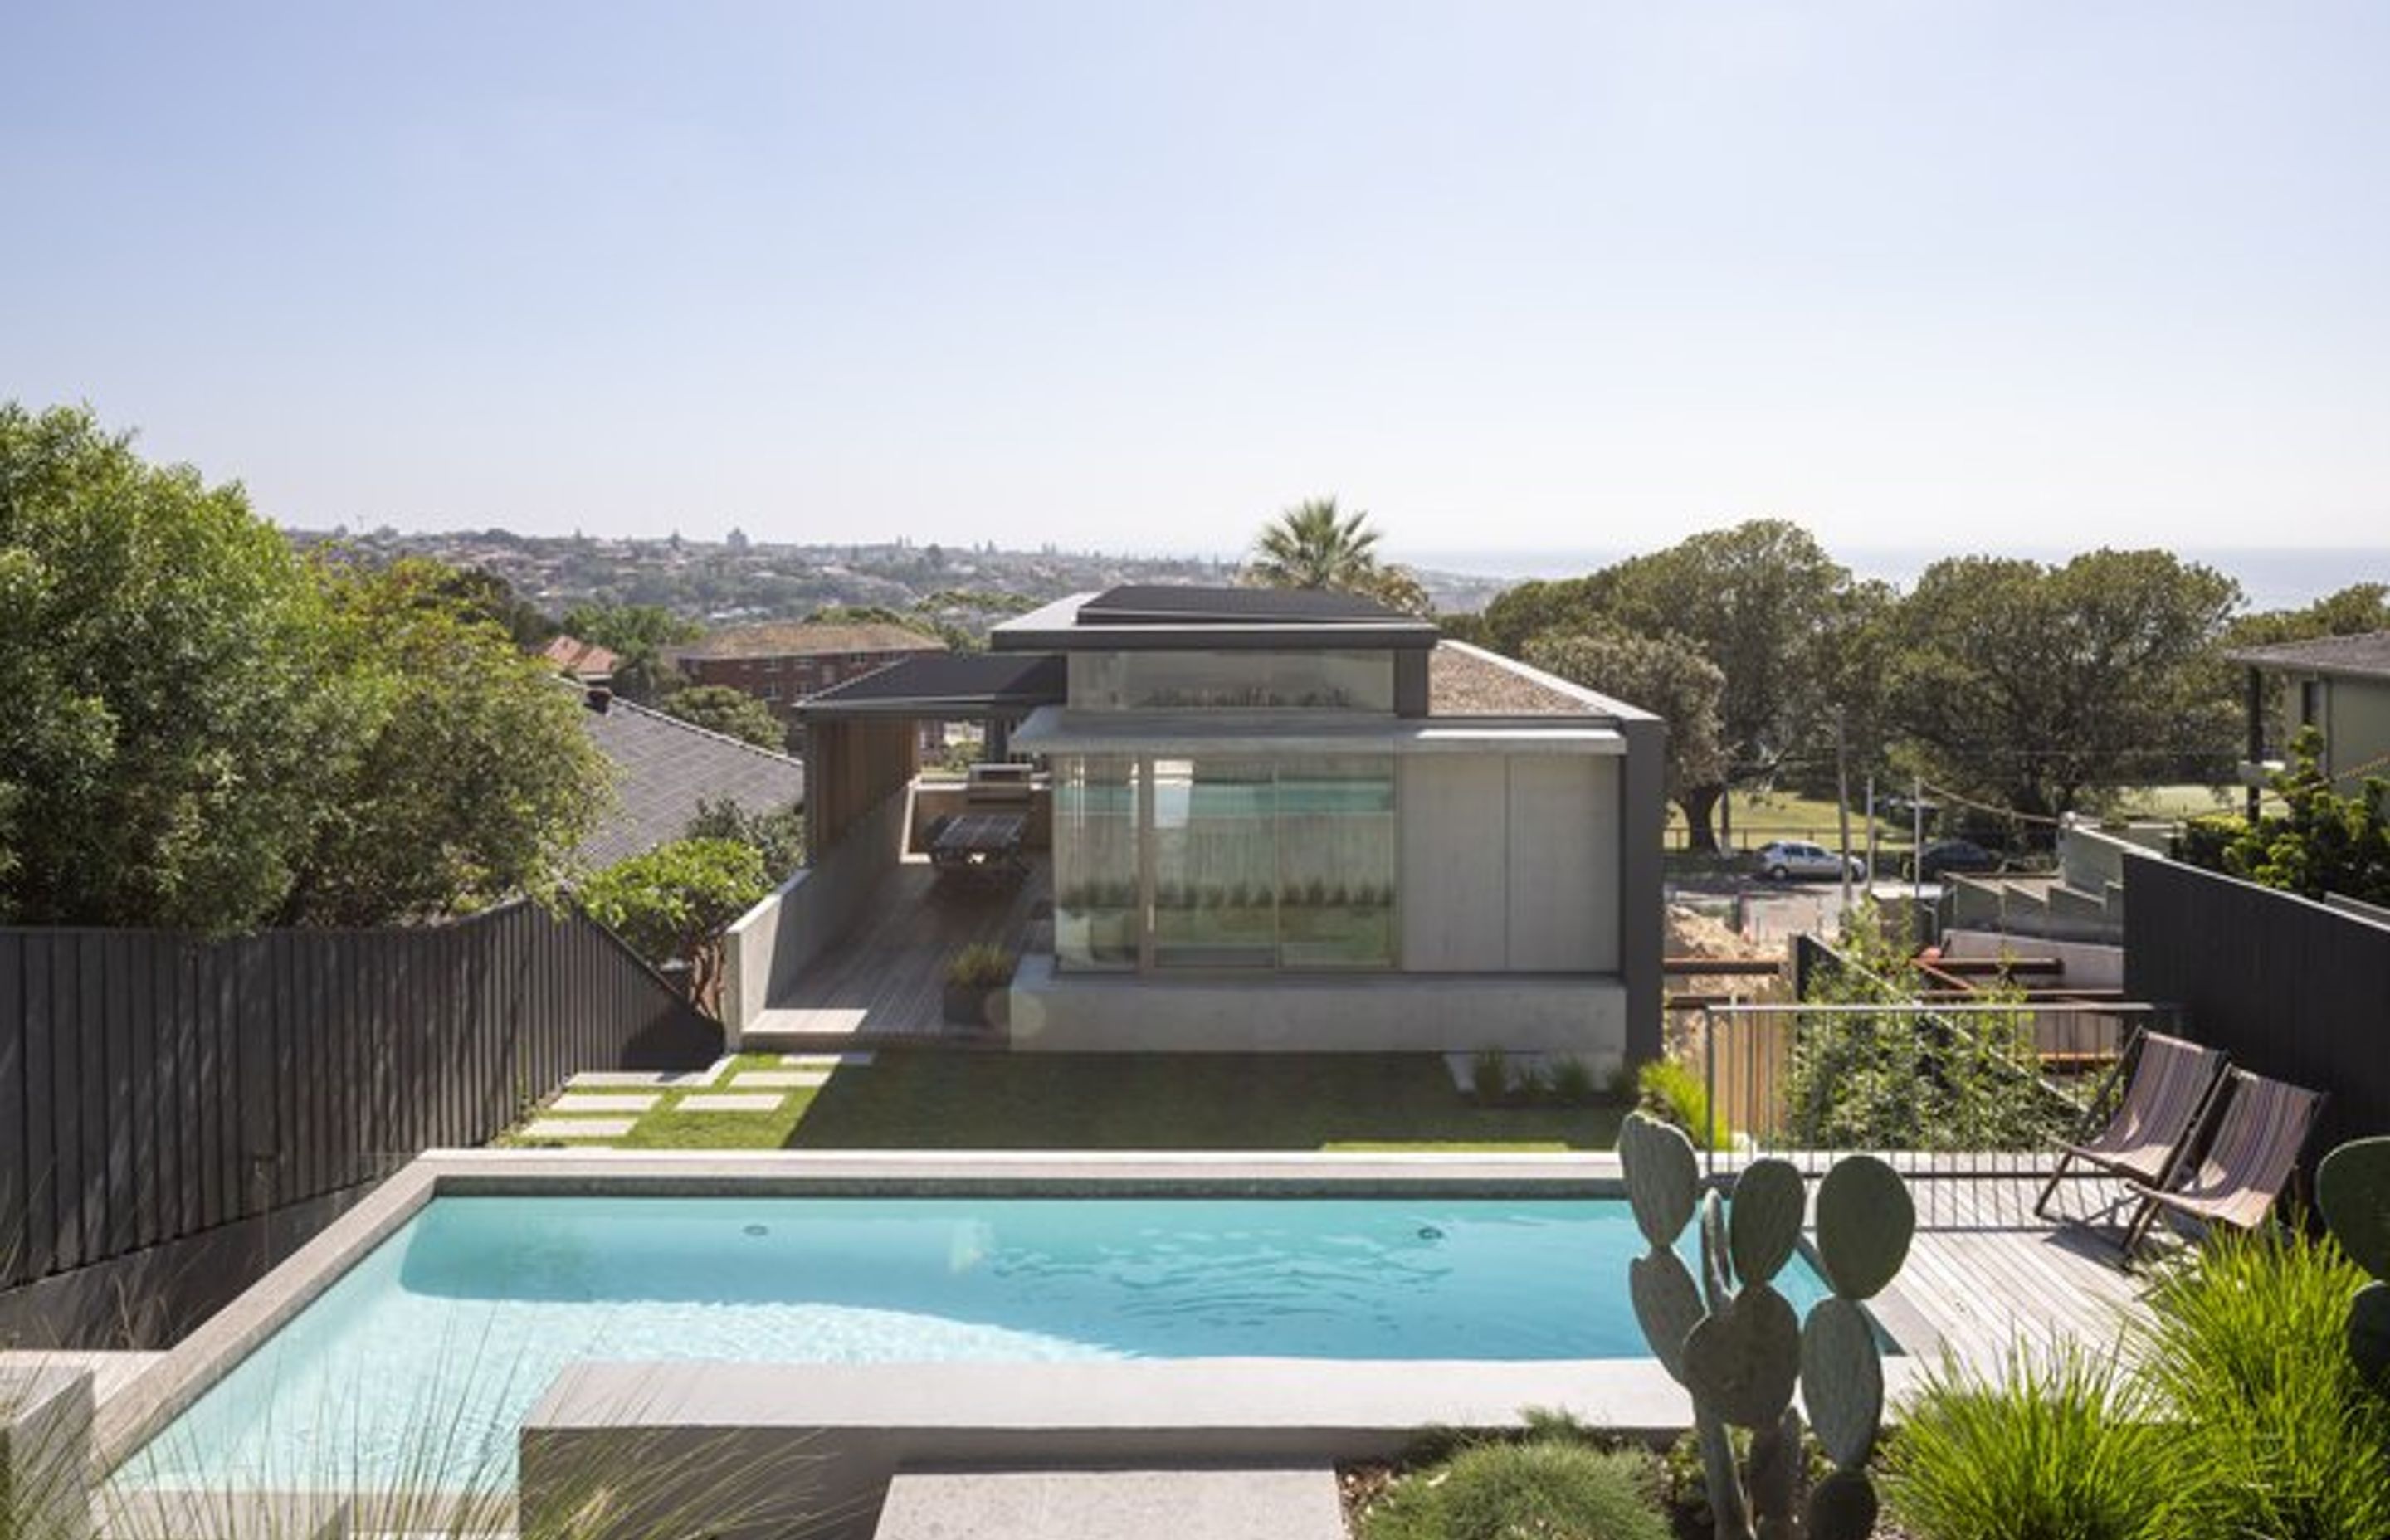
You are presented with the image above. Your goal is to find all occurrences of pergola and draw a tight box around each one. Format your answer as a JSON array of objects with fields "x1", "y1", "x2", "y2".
[{"x1": 793, "y1": 652, "x2": 1066, "y2": 856}]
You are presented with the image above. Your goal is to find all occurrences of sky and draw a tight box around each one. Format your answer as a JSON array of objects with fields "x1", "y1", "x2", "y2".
[{"x1": 7, "y1": 2, "x2": 2388, "y2": 565}]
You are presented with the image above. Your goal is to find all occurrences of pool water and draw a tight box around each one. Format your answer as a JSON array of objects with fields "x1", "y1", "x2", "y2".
[{"x1": 125, "y1": 1195, "x2": 1846, "y2": 1489}]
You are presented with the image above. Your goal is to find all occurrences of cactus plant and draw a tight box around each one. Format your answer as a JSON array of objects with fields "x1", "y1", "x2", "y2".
[
  {"x1": 1617, "y1": 1111, "x2": 1914, "y2": 1540},
  {"x1": 2317, "y1": 1135, "x2": 2390, "y2": 1386}
]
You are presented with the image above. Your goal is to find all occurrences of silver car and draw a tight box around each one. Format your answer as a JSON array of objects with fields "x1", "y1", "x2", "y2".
[{"x1": 1754, "y1": 840, "x2": 1866, "y2": 882}]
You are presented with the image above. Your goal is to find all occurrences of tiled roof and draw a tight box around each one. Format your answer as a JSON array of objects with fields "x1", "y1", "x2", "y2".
[
  {"x1": 539, "y1": 634, "x2": 619, "y2": 679},
  {"x1": 1427, "y1": 642, "x2": 1606, "y2": 717},
  {"x1": 671, "y1": 621, "x2": 945, "y2": 661},
  {"x1": 571, "y1": 686, "x2": 807, "y2": 870},
  {"x1": 2224, "y1": 630, "x2": 2390, "y2": 681}
]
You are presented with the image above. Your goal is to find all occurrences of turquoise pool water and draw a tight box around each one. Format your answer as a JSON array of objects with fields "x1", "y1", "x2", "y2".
[{"x1": 124, "y1": 1195, "x2": 1845, "y2": 1489}]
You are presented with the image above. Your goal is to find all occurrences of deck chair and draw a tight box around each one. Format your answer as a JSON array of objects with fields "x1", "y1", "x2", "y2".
[
  {"x1": 2033, "y1": 1029, "x2": 2227, "y2": 1221},
  {"x1": 2119, "y1": 1070, "x2": 2329, "y2": 1257}
]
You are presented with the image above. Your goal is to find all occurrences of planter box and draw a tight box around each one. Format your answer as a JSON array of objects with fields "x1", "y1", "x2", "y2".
[{"x1": 943, "y1": 983, "x2": 993, "y2": 1027}]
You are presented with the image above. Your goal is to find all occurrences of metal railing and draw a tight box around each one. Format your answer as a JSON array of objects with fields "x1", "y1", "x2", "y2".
[{"x1": 1690, "y1": 999, "x2": 2183, "y2": 1187}]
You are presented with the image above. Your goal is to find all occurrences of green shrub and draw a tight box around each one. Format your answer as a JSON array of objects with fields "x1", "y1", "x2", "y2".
[
  {"x1": 1636, "y1": 1059, "x2": 1727, "y2": 1150},
  {"x1": 2135, "y1": 1226, "x2": 2390, "y2": 1539},
  {"x1": 578, "y1": 837, "x2": 770, "y2": 1013},
  {"x1": 1883, "y1": 1343, "x2": 2165, "y2": 1540},
  {"x1": 944, "y1": 943, "x2": 1016, "y2": 989},
  {"x1": 1361, "y1": 1438, "x2": 1671, "y2": 1540},
  {"x1": 1469, "y1": 1046, "x2": 1511, "y2": 1103},
  {"x1": 1548, "y1": 1055, "x2": 1598, "y2": 1104}
]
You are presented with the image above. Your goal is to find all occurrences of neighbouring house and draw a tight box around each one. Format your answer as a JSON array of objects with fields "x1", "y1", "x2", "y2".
[
  {"x1": 669, "y1": 620, "x2": 948, "y2": 753},
  {"x1": 571, "y1": 683, "x2": 807, "y2": 870},
  {"x1": 2226, "y1": 629, "x2": 2390, "y2": 813},
  {"x1": 539, "y1": 633, "x2": 619, "y2": 685},
  {"x1": 791, "y1": 585, "x2": 1666, "y2": 1065}
]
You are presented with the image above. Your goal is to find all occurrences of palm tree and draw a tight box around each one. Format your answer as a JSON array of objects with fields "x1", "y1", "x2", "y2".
[
  {"x1": 1243, "y1": 496, "x2": 1432, "y2": 614},
  {"x1": 1246, "y1": 497, "x2": 1385, "y2": 589}
]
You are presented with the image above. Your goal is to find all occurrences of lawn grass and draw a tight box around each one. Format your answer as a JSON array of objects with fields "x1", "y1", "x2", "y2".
[
  {"x1": 781, "y1": 1053, "x2": 1623, "y2": 1151},
  {"x1": 514, "y1": 1053, "x2": 1627, "y2": 1153}
]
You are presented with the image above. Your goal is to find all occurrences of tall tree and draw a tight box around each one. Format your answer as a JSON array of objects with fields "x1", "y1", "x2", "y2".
[
  {"x1": 1525, "y1": 627, "x2": 1728, "y2": 820},
  {"x1": 0, "y1": 403, "x2": 356, "y2": 929},
  {"x1": 1478, "y1": 519, "x2": 1866, "y2": 849},
  {"x1": 1890, "y1": 549, "x2": 2241, "y2": 828},
  {"x1": 277, "y1": 558, "x2": 612, "y2": 925},
  {"x1": 1243, "y1": 496, "x2": 1432, "y2": 614}
]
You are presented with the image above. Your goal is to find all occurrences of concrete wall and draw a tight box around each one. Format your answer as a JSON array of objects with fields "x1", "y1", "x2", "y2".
[
  {"x1": 1397, "y1": 753, "x2": 1622, "y2": 973},
  {"x1": 1008, "y1": 954, "x2": 1629, "y2": 1065},
  {"x1": 720, "y1": 787, "x2": 910, "y2": 1040},
  {"x1": 2320, "y1": 675, "x2": 2390, "y2": 779}
]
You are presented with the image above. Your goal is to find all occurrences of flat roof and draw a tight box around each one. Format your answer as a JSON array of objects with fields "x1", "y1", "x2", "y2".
[
  {"x1": 796, "y1": 651, "x2": 1067, "y2": 719},
  {"x1": 994, "y1": 587, "x2": 1441, "y2": 652}
]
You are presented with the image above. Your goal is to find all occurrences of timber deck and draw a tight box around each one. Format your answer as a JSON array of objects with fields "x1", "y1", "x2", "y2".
[{"x1": 745, "y1": 856, "x2": 1047, "y2": 1049}]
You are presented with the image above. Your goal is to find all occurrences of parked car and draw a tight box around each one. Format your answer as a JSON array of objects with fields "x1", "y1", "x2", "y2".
[
  {"x1": 1910, "y1": 838, "x2": 2001, "y2": 882},
  {"x1": 1753, "y1": 841, "x2": 1866, "y2": 882}
]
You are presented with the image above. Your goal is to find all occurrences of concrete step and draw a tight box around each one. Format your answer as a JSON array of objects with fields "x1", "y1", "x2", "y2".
[
  {"x1": 871, "y1": 1465, "x2": 1344, "y2": 1540},
  {"x1": 738, "y1": 1028, "x2": 1007, "y2": 1055}
]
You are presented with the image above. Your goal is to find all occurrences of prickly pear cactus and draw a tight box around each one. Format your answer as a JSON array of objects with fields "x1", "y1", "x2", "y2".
[
  {"x1": 1799, "y1": 1154, "x2": 1915, "y2": 1540},
  {"x1": 2317, "y1": 1136, "x2": 2390, "y2": 1386},
  {"x1": 1617, "y1": 1114, "x2": 1917, "y2": 1540}
]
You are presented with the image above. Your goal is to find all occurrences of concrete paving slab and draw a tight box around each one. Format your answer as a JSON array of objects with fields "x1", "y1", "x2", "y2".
[
  {"x1": 549, "y1": 1094, "x2": 661, "y2": 1114},
  {"x1": 732, "y1": 1070, "x2": 828, "y2": 1089},
  {"x1": 784, "y1": 1052, "x2": 876, "y2": 1067},
  {"x1": 568, "y1": 1057, "x2": 734, "y2": 1090},
  {"x1": 676, "y1": 1094, "x2": 786, "y2": 1114},
  {"x1": 872, "y1": 1465, "x2": 1344, "y2": 1540},
  {"x1": 519, "y1": 1118, "x2": 635, "y2": 1139}
]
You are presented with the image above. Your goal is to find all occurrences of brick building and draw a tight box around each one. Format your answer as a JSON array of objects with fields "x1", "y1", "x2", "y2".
[{"x1": 668, "y1": 620, "x2": 947, "y2": 751}]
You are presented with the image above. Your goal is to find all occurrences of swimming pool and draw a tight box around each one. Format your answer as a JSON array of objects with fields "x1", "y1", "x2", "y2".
[{"x1": 124, "y1": 1193, "x2": 1849, "y2": 1489}]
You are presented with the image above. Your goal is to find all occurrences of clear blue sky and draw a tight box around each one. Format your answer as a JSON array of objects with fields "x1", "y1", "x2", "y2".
[{"x1": 7, "y1": 2, "x2": 2387, "y2": 562}]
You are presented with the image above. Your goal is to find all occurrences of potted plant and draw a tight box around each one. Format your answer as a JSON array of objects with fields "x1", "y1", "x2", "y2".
[{"x1": 943, "y1": 943, "x2": 1017, "y2": 1028}]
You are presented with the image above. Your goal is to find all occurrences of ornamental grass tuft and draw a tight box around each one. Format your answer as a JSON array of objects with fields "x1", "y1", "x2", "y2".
[{"x1": 1361, "y1": 1436, "x2": 1671, "y2": 1540}]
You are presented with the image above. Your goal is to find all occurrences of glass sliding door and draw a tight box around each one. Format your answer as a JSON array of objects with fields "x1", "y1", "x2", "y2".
[
  {"x1": 1275, "y1": 756, "x2": 1397, "y2": 967},
  {"x1": 1052, "y1": 756, "x2": 1139, "y2": 970},
  {"x1": 1150, "y1": 758, "x2": 1277, "y2": 969},
  {"x1": 1049, "y1": 752, "x2": 1397, "y2": 973}
]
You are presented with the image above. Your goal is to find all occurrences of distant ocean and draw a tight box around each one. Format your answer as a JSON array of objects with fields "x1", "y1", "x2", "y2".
[{"x1": 1395, "y1": 546, "x2": 2390, "y2": 614}]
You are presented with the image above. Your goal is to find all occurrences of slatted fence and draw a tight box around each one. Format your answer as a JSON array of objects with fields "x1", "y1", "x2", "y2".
[{"x1": 0, "y1": 902, "x2": 718, "y2": 1290}]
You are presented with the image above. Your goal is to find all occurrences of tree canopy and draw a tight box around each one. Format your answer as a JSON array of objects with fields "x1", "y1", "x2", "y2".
[
  {"x1": 662, "y1": 685, "x2": 788, "y2": 751},
  {"x1": 1891, "y1": 549, "x2": 2241, "y2": 823},
  {"x1": 1, "y1": 402, "x2": 612, "y2": 932},
  {"x1": 1524, "y1": 627, "x2": 1727, "y2": 815}
]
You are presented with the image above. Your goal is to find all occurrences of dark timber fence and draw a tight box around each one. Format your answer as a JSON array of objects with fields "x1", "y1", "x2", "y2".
[
  {"x1": 0, "y1": 900, "x2": 719, "y2": 1294},
  {"x1": 2124, "y1": 852, "x2": 2390, "y2": 1160}
]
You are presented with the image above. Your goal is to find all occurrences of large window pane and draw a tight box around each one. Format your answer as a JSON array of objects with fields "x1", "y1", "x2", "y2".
[
  {"x1": 1276, "y1": 756, "x2": 1397, "y2": 967},
  {"x1": 1052, "y1": 756, "x2": 1139, "y2": 971},
  {"x1": 1150, "y1": 758, "x2": 1277, "y2": 969},
  {"x1": 1068, "y1": 651, "x2": 1394, "y2": 712}
]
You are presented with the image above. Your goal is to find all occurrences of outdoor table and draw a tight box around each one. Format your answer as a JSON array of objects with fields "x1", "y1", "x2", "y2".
[{"x1": 930, "y1": 811, "x2": 1029, "y2": 876}]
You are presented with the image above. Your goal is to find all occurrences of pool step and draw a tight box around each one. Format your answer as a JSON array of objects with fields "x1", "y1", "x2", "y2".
[
  {"x1": 96, "y1": 1489, "x2": 350, "y2": 1540},
  {"x1": 871, "y1": 1465, "x2": 1344, "y2": 1540}
]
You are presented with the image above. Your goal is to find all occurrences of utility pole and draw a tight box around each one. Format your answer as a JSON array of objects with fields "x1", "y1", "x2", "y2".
[
  {"x1": 1836, "y1": 708, "x2": 1854, "y2": 909},
  {"x1": 1865, "y1": 772, "x2": 1878, "y2": 886},
  {"x1": 1912, "y1": 773, "x2": 1926, "y2": 889}
]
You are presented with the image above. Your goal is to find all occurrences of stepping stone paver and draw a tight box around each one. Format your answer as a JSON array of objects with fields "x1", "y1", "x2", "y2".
[
  {"x1": 783, "y1": 1052, "x2": 874, "y2": 1067},
  {"x1": 550, "y1": 1093, "x2": 661, "y2": 1114},
  {"x1": 872, "y1": 1467, "x2": 1343, "y2": 1540},
  {"x1": 520, "y1": 1118, "x2": 636, "y2": 1139},
  {"x1": 568, "y1": 1067, "x2": 719, "y2": 1089},
  {"x1": 677, "y1": 1094, "x2": 785, "y2": 1113},
  {"x1": 731, "y1": 1070, "x2": 827, "y2": 1089}
]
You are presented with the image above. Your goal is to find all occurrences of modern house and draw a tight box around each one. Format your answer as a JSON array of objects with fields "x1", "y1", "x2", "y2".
[
  {"x1": 784, "y1": 586, "x2": 1665, "y2": 1068},
  {"x1": 670, "y1": 619, "x2": 948, "y2": 751},
  {"x1": 2227, "y1": 630, "x2": 2390, "y2": 813}
]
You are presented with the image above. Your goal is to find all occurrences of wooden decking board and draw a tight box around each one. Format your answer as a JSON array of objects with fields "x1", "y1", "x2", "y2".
[
  {"x1": 1893, "y1": 1173, "x2": 2152, "y2": 1375},
  {"x1": 752, "y1": 858, "x2": 1047, "y2": 1044}
]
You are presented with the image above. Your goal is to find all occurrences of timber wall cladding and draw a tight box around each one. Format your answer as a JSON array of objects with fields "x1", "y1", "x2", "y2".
[{"x1": 0, "y1": 901, "x2": 719, "y2": 1289}]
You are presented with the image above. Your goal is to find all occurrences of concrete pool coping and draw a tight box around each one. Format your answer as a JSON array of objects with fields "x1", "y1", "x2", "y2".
[{"x1": 94, "y1": 1148, "x2": 1944, "y2": 1508}]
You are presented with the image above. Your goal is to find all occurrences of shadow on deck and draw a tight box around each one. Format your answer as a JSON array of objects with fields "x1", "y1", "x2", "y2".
[{"x1": 746, "y1": 856, "x2": 1048, "y2": 1050}]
